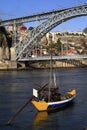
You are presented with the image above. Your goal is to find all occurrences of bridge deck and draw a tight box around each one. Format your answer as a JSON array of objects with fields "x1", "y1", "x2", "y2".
[{"x1": 18, "y1": 55, "x2": 87, "y2": 61}]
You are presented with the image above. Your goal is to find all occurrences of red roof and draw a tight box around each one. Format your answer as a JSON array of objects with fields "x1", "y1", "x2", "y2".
[
  {"x1": 20, "y1": 25, "x2": 27, "y2": 30},
  {"x1": 63, "y1": 49, "x2": 75, "y2": 53}
]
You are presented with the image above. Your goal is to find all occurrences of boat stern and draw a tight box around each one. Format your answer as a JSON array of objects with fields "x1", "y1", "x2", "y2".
[{"x1": 31, "y1": 99, "x2": 48, "y2": 112}]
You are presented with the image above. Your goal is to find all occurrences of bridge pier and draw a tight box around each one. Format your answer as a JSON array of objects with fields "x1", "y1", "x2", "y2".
[
  {"x1": 10, "y1": 47, "x2": 15, "y2": 61},
  {"x1": 0, "y1": 47, "x2": 2, "y2": 60},
  {"x1": 0, "y1": 47, "x2": 17, "y2": 70},
  {"x1": 0, "y1": 47, "x2": 11, "y2": 60},
  {"x1": 0, "y1": 47, "x2": 15, "y2": 61}
]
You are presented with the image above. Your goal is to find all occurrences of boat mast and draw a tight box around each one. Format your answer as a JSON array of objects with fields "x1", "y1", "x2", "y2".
[
  {"x1": 49, "y1": 33, "x2": 57, "y2": 88},
  {"x1": 49, "y1": 33, "x2": 53, "y2": 101},
  {"x1": 53, "y1": 72, "x2": 57, "y2": 87}
]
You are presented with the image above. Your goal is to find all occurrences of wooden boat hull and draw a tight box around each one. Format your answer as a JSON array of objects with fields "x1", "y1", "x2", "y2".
[{"x1": 31, "y1": 89, "x2": 76, "y2": 112}]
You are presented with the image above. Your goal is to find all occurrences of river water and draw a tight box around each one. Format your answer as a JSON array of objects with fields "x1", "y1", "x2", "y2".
[{"x1": 0, "y1": 68, "x2": 87, "y2": 130}]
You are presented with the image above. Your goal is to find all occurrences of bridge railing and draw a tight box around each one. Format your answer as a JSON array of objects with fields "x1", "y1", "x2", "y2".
[{"x1": 18, "y1": 54, "x2": 87, "y2": 61}]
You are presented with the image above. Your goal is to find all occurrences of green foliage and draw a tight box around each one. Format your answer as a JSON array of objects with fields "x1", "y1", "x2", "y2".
[
  {"x1": 0, "y1": 26, "x2": 12, "y2": 48},
  {"x1": 45, "y1": 39, "x2": 62, "y2": 55},
  {"x1": 46, "y1": 38, "x2": 62, "y2": 54},
  {"x1": 0, "y1": 33, "x2": 3, "y2": 47},
  {"x1": 54, "y1": 39, "x2": 61, "y2": 52},
  {"x1": 0, "y1": 27, "x2": 6, "y2": 47},
  {"x1": 28, "y1": 26, "x2": 34, "y2": 30},
  {"x1": 0, "y1": 26, "x2": 7, "y2": 34},
  {"x1": 6, "y1": 31, "x2": 13, "y2": 48},
  {"x1": 83, "y1": 27, "x2": 87, "y2": 33}
]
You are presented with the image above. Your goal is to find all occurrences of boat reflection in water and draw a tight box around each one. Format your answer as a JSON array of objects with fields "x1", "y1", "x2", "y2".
[
  {"x1": 33, "y1": 112, "x2": 48, "y2": 130},
  {"x1": 32, "y1": 102, "x2": 76, "y2": 130}
]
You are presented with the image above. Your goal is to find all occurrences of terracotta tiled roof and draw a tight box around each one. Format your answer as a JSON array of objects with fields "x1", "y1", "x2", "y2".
[{"x1": 20, "y1": 25, "x2": 27, "y2": 30}]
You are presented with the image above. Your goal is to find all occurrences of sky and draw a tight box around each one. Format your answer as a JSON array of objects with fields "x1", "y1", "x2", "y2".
[{"x1": 0, "y1": 0, "x2": 87, "y2": 32}]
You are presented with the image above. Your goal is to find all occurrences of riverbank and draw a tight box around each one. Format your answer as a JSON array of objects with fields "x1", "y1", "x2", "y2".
[
  {"x1": 0, "y1": 60, "x2": 17, "y2": 70},
  {"x1": 0, "y1": 59, "x2": 87, "y2": 70},
  {"x1": 27, "y1": 59, "x2": 87, "y2": 69}
]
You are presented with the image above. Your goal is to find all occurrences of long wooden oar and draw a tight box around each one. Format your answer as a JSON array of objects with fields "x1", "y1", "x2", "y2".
[
  {"x1": 6, "y1": 96, "x2": 33, "y2": 125},
  {"x1": 6, "y1": 82, "x2": 49, "y2": 125}
]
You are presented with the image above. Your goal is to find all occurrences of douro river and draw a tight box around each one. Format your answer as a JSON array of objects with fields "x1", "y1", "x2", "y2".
[{"x1": 0, "y1": 68, "x2": 87, "y2": 130}]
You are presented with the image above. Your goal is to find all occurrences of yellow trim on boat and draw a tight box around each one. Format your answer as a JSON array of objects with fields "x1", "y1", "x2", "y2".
[
  {"x1": 68, "y1": 89, "x2": 76, "y2": 96},
  {"x1": 32, "y1": 100, "x2": 48, "y2": 111}
]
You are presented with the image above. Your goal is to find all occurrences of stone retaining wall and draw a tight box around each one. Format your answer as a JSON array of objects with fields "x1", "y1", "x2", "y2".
[{"x1": 0, "y1": 60, "x2": 17, "y2": 70}]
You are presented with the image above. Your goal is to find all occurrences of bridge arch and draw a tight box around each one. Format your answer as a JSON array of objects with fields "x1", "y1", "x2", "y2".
[{"x1": 15, "y1": 4, "x2": 87, "y2": 60}]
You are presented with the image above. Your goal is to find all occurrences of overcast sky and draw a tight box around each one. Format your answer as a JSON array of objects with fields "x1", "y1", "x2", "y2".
[{"x1": 0, "y1": 0, "x2": 87, "y2": 32}]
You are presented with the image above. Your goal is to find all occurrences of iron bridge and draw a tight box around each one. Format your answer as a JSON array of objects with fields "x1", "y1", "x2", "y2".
[{"x1": 0, "y1": 4, "x2": 87, "y2": 61}]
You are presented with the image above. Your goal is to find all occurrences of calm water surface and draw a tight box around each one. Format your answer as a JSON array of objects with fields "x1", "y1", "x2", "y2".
[{"x1": 0, "y1": 68, "x2": 87, "y2": 130}]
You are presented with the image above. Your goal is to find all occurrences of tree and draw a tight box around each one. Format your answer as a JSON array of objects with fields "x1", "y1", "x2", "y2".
[
  {"x1": 55, "y1": 39, "x2": 62, "y2": 53},
  {"x1": 28, "y1": 26, "x2": 34, "y2": 30},
  {"x1": 83, "y1": 27, "x2": 87, "y2": 34},
  {"x1": 6, "y1": 31, "x2": 12, "y2": 48},
  {"x1": 0, "y1": 33, "x2": 3, "y2": 47},
  {"x1": 0, "y1": 26, "x2": 7, "y2": 47},
  {"x1": 0, "y1": 26, "x2": 13, "y2": 47},
  {"x1": 0, "y1": 26, "x2": 12, "y2": 60}
]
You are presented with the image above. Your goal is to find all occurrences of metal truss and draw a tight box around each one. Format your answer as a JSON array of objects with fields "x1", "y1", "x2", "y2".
[
  {"x1": 0, "y1": 8, "x2": 66, "y2": 26},
  {"x1": 1, "y1": 5, "x2": 87, "y2": 60},
  {"x1": 14, "y1": 4, "x2": 87, "y2": 60}
]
